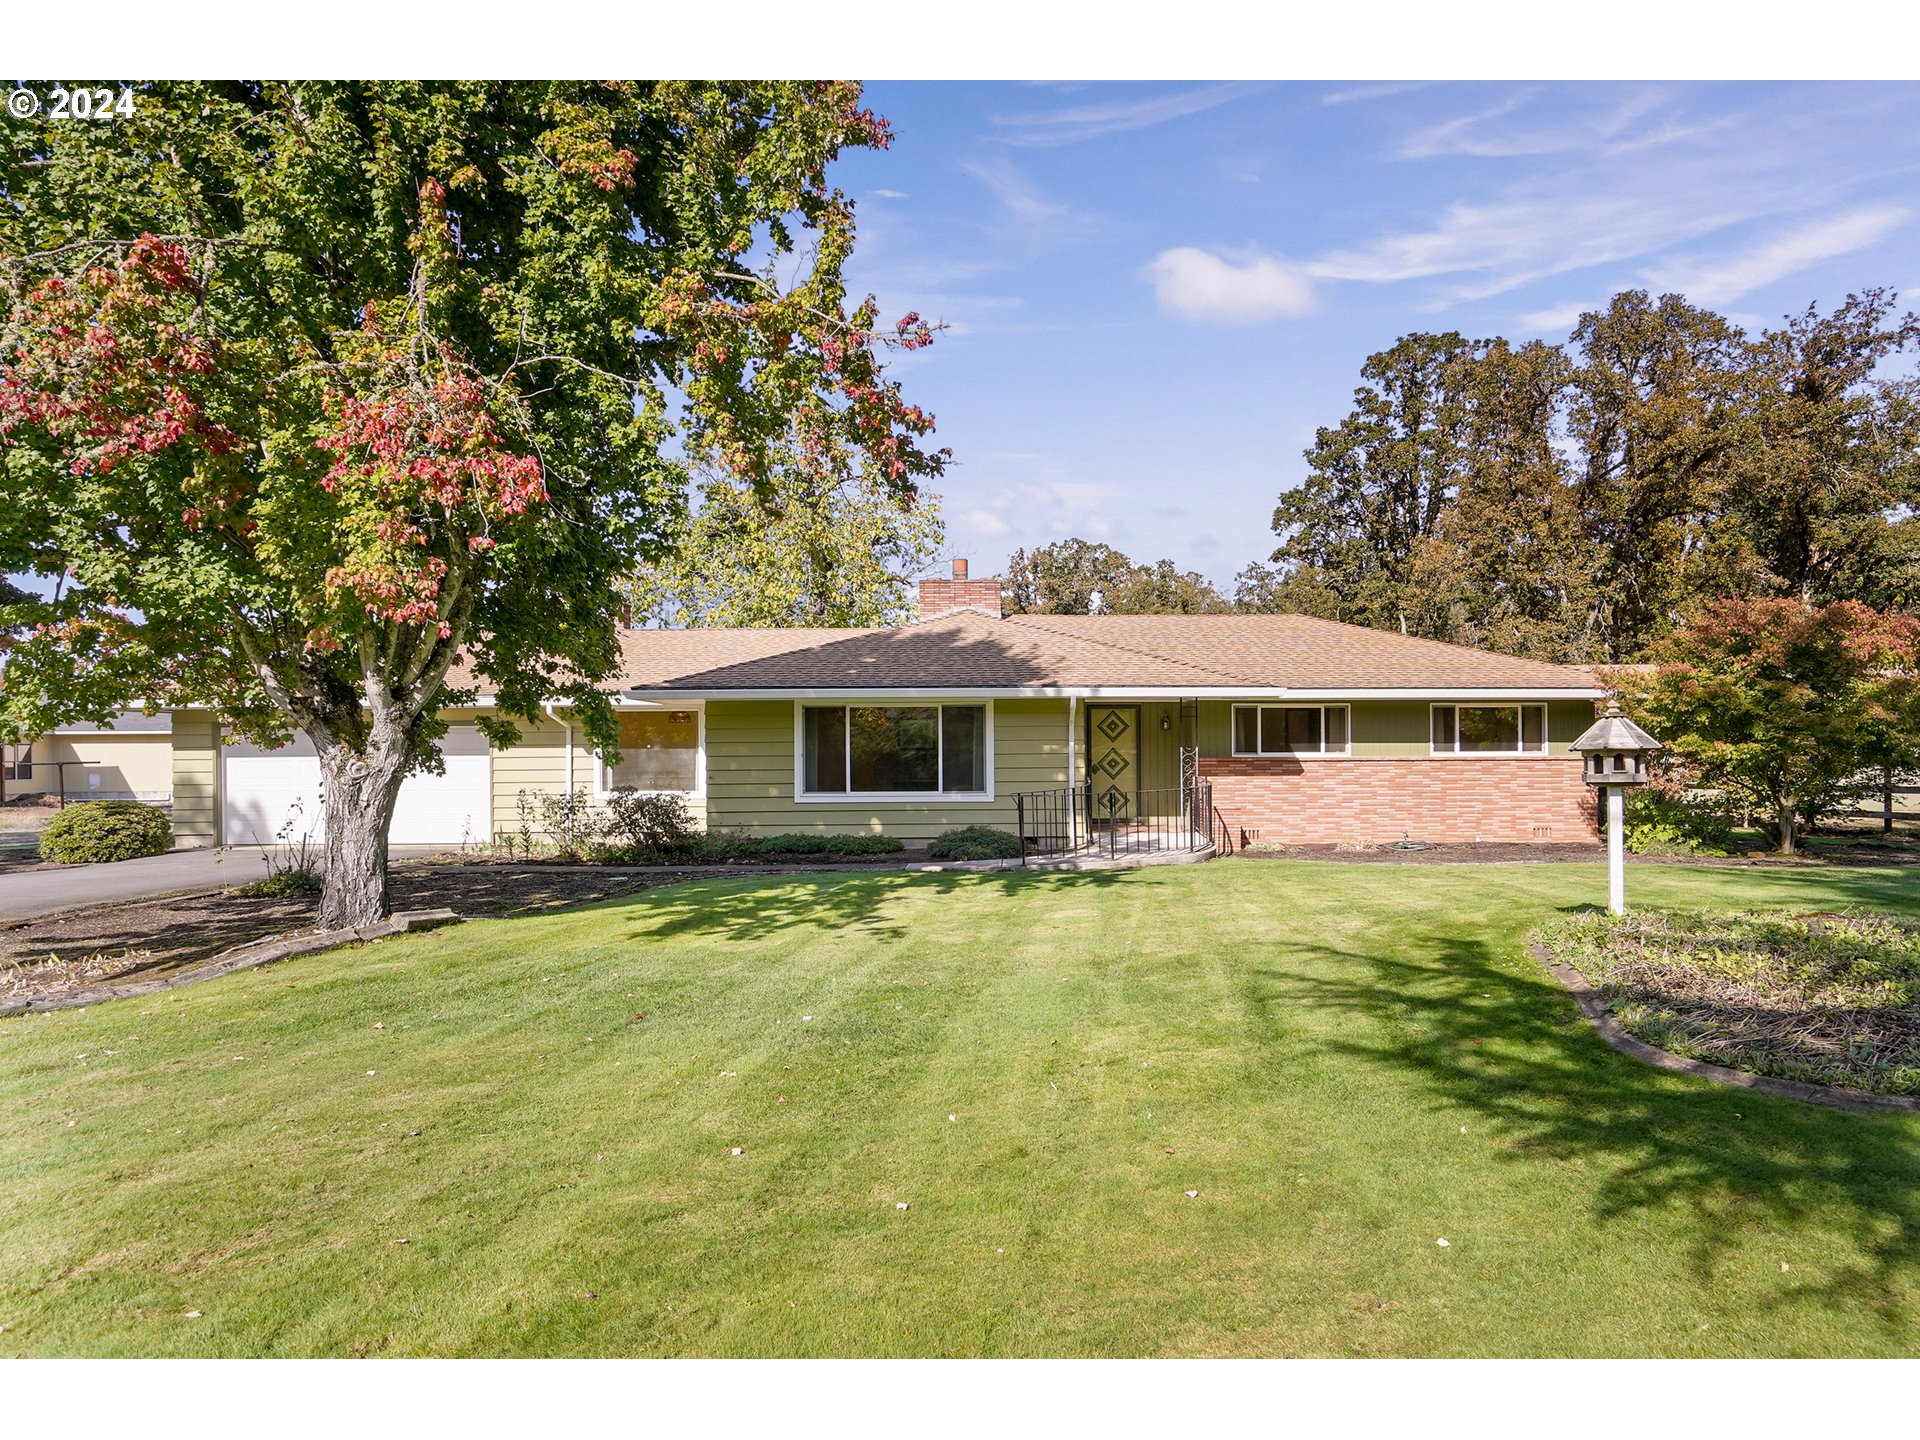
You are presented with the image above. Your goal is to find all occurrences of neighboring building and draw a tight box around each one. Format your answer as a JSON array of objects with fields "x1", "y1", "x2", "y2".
[
  {"x1": 3, "y1": 711, "x2": 175, "y2": 804},
  {"x1": 10, "y1": 562, "x2": 1604, "y2": 850}
]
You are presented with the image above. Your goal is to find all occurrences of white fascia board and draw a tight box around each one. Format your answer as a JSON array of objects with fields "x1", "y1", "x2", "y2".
[{"x1": 626, "y1": 684, "x2": 1604, "y2": 701}]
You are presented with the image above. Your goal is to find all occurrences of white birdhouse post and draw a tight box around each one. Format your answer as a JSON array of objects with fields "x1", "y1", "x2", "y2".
[{"x1": 1570, "y1": 700, "x2": 1663, "y2": 916}]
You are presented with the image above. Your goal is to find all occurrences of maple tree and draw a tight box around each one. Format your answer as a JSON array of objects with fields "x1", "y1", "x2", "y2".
[
  {"x1": 1610, "y1": 600, "x2": 1920, "y2": 854},
  {"x1": 0, "y1": 82, "x2": 945, "y2": 925}
]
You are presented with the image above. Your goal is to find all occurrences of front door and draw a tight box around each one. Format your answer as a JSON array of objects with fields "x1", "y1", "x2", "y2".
[{"x1": 1087, "y1": 704, "x2": 1140, "y2": 823}]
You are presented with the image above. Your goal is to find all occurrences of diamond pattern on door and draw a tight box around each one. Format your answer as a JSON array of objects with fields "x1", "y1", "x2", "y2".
[{"x1": 1087, "y1": 705, "x2": 1137, "y2": 822}]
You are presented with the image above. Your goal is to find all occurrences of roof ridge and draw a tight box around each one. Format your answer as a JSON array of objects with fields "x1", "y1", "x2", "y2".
[{"x1": 1003, "y1": 612, "x2": 1263, "y2": 687}]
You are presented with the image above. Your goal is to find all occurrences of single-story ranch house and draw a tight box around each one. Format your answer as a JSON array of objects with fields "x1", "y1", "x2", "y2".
[{"x1": 5, "y1": 563, "x2": 1604, "y2": 851}]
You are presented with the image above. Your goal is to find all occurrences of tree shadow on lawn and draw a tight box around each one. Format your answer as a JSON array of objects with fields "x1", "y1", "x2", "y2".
[
  {"x1": 1255, "y1": 926, "x2": 1920, "y2": 1331},
  {"x1": 601, "y1": 865, "x2": 1132, "y2": 946}
]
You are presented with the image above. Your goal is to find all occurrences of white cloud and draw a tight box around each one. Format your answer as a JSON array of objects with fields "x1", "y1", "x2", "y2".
[
  {"x1": 1307, "y1": 188, "x2": 1761, "y2": 303},
  {"x1": 964, "y1": 509, "x2": 1012, "y2": 539},
  {"x1": 955, "y1": 152, "x2": 1099, "y2": 248},
  {"x1": 1641, "y1": 205, "x2": 1907, "y2": 307},
  {"x1": 1322, "y1": 81, "x2": 1429, "y2": 106},
  {"x1": 992, "y1": 83, "x2": 1262, "y2": 147},
  {"x1": 1398, "y1": 86, "x2": 1679, "y2": 161},
  {"x1": 1147, "y1": 246, "x2": 1317, "y2": 324},
  {"x1": 867, "y1": 187, "x2": 908, "y2": 199},
  {"x1": 1518, "y1": 299, "x2": 1599, "y2": 332}
]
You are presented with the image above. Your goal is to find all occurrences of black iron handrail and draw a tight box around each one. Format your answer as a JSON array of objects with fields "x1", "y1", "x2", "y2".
[{"x1": 1013, "y1": 779, "x2": 1215, "y2": 865}]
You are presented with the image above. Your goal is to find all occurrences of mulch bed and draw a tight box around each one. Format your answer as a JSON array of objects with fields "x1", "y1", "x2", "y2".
[
  {"x1": 0, "y1": 862, "x2": 717, "y2": 1009},
  {"x1": 1536, "y1": 909, "x2": 1920, "y2": 1098}
]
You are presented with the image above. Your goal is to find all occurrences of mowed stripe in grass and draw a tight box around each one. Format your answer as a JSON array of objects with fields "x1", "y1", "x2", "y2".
[{"x1": 3, "y1": 859, "x2": 1920, "y2": 1356}]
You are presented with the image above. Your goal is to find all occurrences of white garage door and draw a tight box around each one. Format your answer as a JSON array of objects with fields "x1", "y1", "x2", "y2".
[{"x1": 223, "y1": 727, "x2": 491, "y2": 847}]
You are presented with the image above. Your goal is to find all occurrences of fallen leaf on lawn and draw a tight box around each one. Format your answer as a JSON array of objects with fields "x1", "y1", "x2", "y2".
[
  {"x1": 372, "y1": 1022, "x2": 384, "y2": 1030},
  {"x1": 184, "y1": 1310, "x2": 202, "y2": 1319},
  {"x1": 391, "y1": 1238, "x2": 409, "y2": 1246},
  {"x1": 948, "y1": 1114, "x2": 957, "y2": 1123},
  {"x1": 1436, "y1": 1238, "x2": 1450, "y2": 1247},
  {"x1": 896, "y1": 1202, "x2": 910, "y2": 1210},
  {"x1": 1185, "y1": 1190, "x2": 1199, "y2": 1199},
  {"x1": 1781, "y1": 1261, "x2": 1791, "y2": 1272},
  {"x1": 1164, "y1": 1148, "x2": 1175, "y2": 1155},
  {"x1": 730, "y1": 1147, "x2": 743, "y2": 1156},
  {"x1": 365, "y1": 1070, "x2": 377, "y2": 1076},
  {"x1": 802, "y1": 1015, "x2": 813, "y2": 1022},
  {"x1": 718, "y1": 1071, "x2": 737, "y2": 1078}
]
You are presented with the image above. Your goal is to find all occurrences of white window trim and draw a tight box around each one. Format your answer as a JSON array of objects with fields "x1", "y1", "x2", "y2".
[
  {"x1": 1428, "y1": 702, "x2": 1551, "y2": 758},
  {"x1": 792, "y1": 698, "x2": 995, "y2": 804},
  {"x1": 1230, "y1": 703, "x2": 1351, "y2": 759},
  {"x1": 595, "y1": 701, "x2": 706, "y2": 798}
]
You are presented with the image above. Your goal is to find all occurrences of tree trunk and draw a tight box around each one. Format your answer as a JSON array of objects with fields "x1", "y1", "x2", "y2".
[
  {"x1": 316, "y1": 739, "x2": 410, "y2": 929},
  {"x1": 1774, "y1": 798, "x2": 1798, "y2": 857}
]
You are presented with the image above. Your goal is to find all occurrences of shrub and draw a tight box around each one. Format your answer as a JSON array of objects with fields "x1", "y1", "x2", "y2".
[
  {"x1": 537, "y1": 787, "x2": 610, "y2": 851},
  {"x1": 1622, "y1": 789, "x2": 1735, "y2": 857},
  {"x1": 38, "y1": 801, "x2": 173, "y2": 864},
  {"x1": 233, "y1": 869, "x2": 325, "y2": 898},
  {"x1": 749, "y1": 832, "x2": 903, "y2": 857},
  {"x1": 926, "y1": 825, "x2": 1023, "y2": 860},
  {"x1": 603, "y1": 790, "x2": 697, "y2": 851}
]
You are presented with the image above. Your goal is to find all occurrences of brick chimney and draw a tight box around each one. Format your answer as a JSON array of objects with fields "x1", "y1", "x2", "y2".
[{"x1": 917, "y1": 559, "x2": 1003, "y2": 620}]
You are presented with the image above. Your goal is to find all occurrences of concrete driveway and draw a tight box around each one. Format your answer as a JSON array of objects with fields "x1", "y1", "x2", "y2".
[{"x1": 0, "y1": 844, "x2": 451, "y2": 921}]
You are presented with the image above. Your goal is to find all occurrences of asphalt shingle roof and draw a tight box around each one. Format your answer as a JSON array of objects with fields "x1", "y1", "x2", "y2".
[{"x1": 606, "y1": 611, "x2": 1597, "y2": 694}]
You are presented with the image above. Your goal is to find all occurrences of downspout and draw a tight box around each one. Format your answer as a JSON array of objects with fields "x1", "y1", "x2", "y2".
[
  {"x1": 1067, "y1": 694, "x2": 1078, "y2": 848},
  {"x1": 543, "y1": 700, "x2": 573, "y2": 837}
]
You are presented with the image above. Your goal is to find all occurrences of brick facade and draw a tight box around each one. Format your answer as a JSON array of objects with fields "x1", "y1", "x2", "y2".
[{"x1": 1199, "y1": 755, "x2": 1598, "y2": 847}]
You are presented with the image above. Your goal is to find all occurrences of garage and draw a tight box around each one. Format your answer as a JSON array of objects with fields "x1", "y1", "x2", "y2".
[{"x1": 222, "y1": 726, "x2": 491, "y2": 847}]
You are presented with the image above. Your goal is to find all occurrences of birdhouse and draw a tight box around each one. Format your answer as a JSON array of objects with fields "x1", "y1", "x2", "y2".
[{"x1": 1570, "y1": 700, "x2": 1662, "y2": 787}]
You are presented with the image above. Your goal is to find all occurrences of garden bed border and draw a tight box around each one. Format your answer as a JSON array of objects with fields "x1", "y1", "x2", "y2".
[{"x1": 1529, "y1": 940, "x2": 1920, "y2": 1114}]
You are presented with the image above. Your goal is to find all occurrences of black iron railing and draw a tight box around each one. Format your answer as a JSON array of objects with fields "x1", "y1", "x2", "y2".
[{"x1": 1013, "y1": 780, "x2": 1216, "y2": 864}]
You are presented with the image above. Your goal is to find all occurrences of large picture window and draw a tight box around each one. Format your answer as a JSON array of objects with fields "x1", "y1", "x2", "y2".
[
  {"x1": 1430, "y1": 703, "x2": 1547, "y2": 755},
  {"x1": 1231, "y1": 704, "x2": 1349, "y2": 757},
  {"x1": 602, "y1": 709, "x2": 701, "y2": 792},
  {"x1": 801, "y1": 703, "x2": 989, "y2": 797}
]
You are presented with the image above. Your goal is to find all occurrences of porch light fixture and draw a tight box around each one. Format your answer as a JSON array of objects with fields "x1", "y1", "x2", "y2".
[
  {"x1": 1569, "y1": 699, "x2": 1662, "y2": 915},
  {"x1": 1159, "y1": 713, "x2": 1171, "y2": 731}
]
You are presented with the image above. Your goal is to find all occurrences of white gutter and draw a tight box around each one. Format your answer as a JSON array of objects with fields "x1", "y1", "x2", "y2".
[{"x1": 624, "y1": 685, "x2": 1604, "y2": 702}]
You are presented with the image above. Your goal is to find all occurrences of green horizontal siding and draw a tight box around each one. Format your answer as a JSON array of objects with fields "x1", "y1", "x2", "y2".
[
  {"x1": 1198, "y1": 698, "x2": 1595, "y2": 758},
  {"x1": 705, "y1": 698, "x2": 1069, "y2": 840}
]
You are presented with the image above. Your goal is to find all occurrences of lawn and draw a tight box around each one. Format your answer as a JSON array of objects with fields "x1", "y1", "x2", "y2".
[{"x1": 4, "y1": 859, "x2": 1920, "y2": 1357}]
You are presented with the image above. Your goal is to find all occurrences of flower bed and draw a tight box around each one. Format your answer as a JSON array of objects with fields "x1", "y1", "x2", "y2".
[{"x1": 1536, "y1": 909, "x2": 1920, "y2": 1095}]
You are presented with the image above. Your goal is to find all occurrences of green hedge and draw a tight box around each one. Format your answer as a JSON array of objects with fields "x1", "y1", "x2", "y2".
[
  {"x1": 38, "y1": 801, "x2": 173, "y2": 864},
  {"x1": 748, "y1": 832, "x2": 904, "y2": 857},
  {"x1": 926, "y1": 825, "x2": 1024, "y2": 860}
]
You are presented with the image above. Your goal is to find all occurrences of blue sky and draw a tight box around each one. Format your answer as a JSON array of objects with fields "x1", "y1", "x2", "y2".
[{"x1": 827, "y1": 81, "x2": 1920, "y2": 588}]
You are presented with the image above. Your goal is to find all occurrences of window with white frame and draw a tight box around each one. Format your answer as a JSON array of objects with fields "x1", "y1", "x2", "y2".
[
  {"x1": 800, "y1": 703, "x2": 988, "y2": 796},
  {"x1": 601, "y1": 709, "x2": 701, "y2": 793},
  {"x1": 1231, "y1": 704, "x2": 1350, "y2": 757},
  {"x1": 1430, "y1": 703, "x2": 1548, "y2": 755}
]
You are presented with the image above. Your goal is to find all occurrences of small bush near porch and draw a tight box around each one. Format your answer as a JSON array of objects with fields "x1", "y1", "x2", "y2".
[{"x1": 5, "y1": 860, "x2": 1920, "y2": 1357}]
